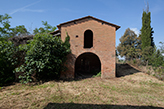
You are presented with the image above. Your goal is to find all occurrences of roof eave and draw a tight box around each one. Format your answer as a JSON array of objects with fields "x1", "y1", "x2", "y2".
[{"x1": 57, "y1": 16, "x2": 120, "y2": 31}]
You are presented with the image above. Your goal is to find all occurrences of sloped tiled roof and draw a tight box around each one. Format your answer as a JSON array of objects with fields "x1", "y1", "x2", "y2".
[{"x1": 57, "y1": 16, "x2": 120, "y2": 30}]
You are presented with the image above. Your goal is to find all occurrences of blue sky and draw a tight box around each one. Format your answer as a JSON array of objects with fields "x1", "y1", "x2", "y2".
[{"x1": 0, "y1": 0, "x2": 164, "y2": 47}]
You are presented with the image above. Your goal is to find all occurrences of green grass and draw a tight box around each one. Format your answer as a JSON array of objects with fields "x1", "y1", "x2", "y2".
[
  {"x1": 0, "y1": 73, "x2": 164, "y2": 109},
  {"x1": 11, "y1": 92, "x2": 20, "y2": 95}
]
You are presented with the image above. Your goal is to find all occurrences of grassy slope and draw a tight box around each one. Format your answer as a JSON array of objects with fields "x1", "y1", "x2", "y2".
[
  {"x1": 0, "y1": 63, "x2": 164, "y2": 109},
  {"x1": 0, "y1": 73, "x2": 164, "y2": 109}
]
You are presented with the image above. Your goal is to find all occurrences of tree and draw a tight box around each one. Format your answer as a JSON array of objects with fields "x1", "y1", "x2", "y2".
[
  {"x1": 0, "y1": 14, "x2": 30, "y2": 86},
  {"x1": 140, "y1": 4, "x2": 155, "y2": 64},
  {"x1": 11, "y1": 25, "x2": 30, "y2": 37},
  {"x1": 0, "y1": 14, "x2": 12, "y2": 39},
  {"x1": 159, "y1": 42, "x2": 164, "y2": 54},
  {"x1": 148, "y1": 47, "x2": 164, "y2": 67},
  {"x1": 33, "y1": 21, "x2": 56, "y2": 34},
  {"x1": 0, "y1": 14, "x2": 29, "y2": 40},
  {"x1": 117, "y1": 28, "x2": 141, "y2": 60},
  {"x1": 140, "y1": 5, "x2": 154, "y2": 50}
]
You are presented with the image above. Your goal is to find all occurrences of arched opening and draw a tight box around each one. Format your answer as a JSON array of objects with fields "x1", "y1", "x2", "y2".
[
  {"x1": 75, "y1": 52, "x2": 101, "y2": 78},
  {"x1": 84, "y1": 30, "x2": 93, "y2": 48}
]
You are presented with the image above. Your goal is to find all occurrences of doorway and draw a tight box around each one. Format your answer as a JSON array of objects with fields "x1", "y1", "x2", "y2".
[{"x1": 75, "y1": 52, "x2": 101, "y2": 78}]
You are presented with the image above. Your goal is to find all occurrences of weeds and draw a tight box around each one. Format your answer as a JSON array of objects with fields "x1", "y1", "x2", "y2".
[
  {"x1": 92, "y1": 72, "x2": 101, "y2": 77},
  {"x1": 11, "y1": 92, "x2": 20, "y2": 95},
  {"x1": 0, "y1": 73, "x2": 164, "y2": 108}
]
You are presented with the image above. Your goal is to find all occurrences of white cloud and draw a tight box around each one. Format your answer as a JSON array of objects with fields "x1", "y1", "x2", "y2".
[
  {"x1": 20, "y1": 9, "x2": 45, "y2": 13},
  {"x1": 130, "y1": 28, "x2": 140, "y2": 36},
  {"x1": 9, "y1": 0, "x2": 43, "y2": 15}
]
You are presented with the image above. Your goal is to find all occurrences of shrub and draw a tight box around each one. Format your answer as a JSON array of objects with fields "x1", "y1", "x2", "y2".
[
  {"x1": 149, "y1": 49, "x2": 164, "y2": 68},
  {"x1": 15, "y1": 33, "x2": 71, "y2": 83},
  {"x1": 0, "y1": 41, "x2": 16, "y2": 86}
]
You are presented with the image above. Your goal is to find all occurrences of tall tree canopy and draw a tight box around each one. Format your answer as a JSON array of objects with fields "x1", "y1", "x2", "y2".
[
  {"x1": 117, "y1": 28, "x2": 141, "y2": 60},
  {"x1": 33, "y1": 21, "x2": 56, "y2": 34},
  {"x1": 0, "y1": 14, "x2": 29, "y2": 40},
  {"x1": 140, "y1": 8, "x2": 154, "y2": 50},
  {"x1": 0, "y1": 14, "x2": 12, "y2": 38}
]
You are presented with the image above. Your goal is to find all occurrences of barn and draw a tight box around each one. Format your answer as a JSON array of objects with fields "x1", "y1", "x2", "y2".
[{"x1": 51, "y1": 16, "x2": 120, "y2": 79}]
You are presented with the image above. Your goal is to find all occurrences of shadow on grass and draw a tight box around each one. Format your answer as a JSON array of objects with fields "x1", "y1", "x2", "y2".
[
  {"x1": 116, "y1": 63, "x2": 141, "y2": 77},
  {"x1": 44, "y1": 103, "x2": 163, "y2": 109},
  {"x1": 1, "y1": 63, "x2": 142, "y2": 87}
]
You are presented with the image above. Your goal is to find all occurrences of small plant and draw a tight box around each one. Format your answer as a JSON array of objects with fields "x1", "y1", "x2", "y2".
[
  {"x1": 133, "y1": 59, "x2": 136, "y2": 64},
  {"x1": 147, "y1": 71, "x2": 150, "y2": 75},
  {"x1": 11, "y1": 92, "x2": 20, "y2": 95},
  {"x1": 92, "y1": 72, "x2": 101, "y2": 77}
]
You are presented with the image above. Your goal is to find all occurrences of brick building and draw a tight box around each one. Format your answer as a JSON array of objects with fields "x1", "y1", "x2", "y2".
[{"x1": 51, "y1": 16, "x2": 120, "y2": 79}]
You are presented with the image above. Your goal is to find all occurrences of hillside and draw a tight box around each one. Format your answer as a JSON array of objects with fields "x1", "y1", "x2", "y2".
[{"x1": 0, "y1": 64, "x2": 164, "y2": 109}]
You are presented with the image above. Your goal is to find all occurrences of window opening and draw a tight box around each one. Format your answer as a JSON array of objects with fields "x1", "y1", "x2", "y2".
[{"x1": 84, "y1": 30, "x2": 93, "y2": 48}]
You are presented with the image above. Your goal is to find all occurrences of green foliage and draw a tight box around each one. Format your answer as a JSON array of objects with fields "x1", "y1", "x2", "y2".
[
  {"x1": 15, "y1": 33, "x2": 71, "y2": 83},
  {"x1": 159, "y1": 42, "x2": 164, "y2": 54},
  {"x1": 10, "y1": 25, "x2": 29, "y2": 37},
  {"x1": 0, "y1": 14, "x2": 29, "y2": 41},
  {"x1": 0, "y1": 40, "x2": 16, "y2": 86},
  {"x1": 141, "y1": 10, "x2": 154, "y2": 51},
  {"x1": 148, "y1": 47, "x2": 164, "y2": 67},
  {"x1": 0, "y1": 14, "x2": 12, "y2": 39},
  {"x1": 117, "y1": 28, "x2": 141, "y2": 60},
  {"x1": 33, "y1": 21, "x2": 56, "y2": 34},
  {"x1": 63, "y1": 32, "x2": 71, "y2": 51},
  {"x1": 141, "y1": 46, "x2": 154, "y2": 64},
  {"x1": 93, "y1": 72, "x2": 101, "y2": 77},
  {"x1": 0, "y1": 14, "x2": 70, "y2": 85},
  {"x1": 116, "y1": 50, "x2": 118, "y2": 57}
]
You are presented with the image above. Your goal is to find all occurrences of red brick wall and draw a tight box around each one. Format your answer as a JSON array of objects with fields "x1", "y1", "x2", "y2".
[{"x1": 60, "y1": 18, "x2": 116, "y2": 79}]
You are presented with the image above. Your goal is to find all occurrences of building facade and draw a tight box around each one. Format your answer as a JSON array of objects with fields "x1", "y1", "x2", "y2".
[{"x1": 51, "y1": 16, "x2": 120, "y2": 79}]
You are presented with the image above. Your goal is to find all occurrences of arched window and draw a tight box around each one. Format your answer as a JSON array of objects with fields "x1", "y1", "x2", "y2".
[{"x1": 84, "y1": 30, "x2": 93, "y2": 48}]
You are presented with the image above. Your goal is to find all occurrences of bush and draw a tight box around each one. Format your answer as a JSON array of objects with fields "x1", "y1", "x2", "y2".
[
  {"x1": 0, "y1": 41, "x2": 16, "y2": 86},
  {"x1": 15, "y1": 33, "x2": 71, "y2": 83},
  {"x1": 149, "y1": 49, "x2": 164, "y2": 68}
]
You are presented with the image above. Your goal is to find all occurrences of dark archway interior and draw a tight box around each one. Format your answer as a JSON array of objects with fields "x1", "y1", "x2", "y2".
[
  {"x1": 75, "y1": 53, "x2": 101, "y2": 78},
  {"x1": 84, "y1": 30, "x2": 93, "y2": 48}
]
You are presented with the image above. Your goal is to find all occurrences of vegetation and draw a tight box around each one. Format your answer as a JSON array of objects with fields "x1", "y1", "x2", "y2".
[
  {"x1": 33, "y1": 21, "x2": 56, "y2": 34},
  {"x1": 0, "y1": 14, "x2": 29, "y2": 86},
  {"x1": 92, "y1": 71, "x2": 101, "y2": 77},
  {"x1": 117, "y1": 28, "x2": 141, "y2": 60},
  {"x1": 0, "y1": 14, "x2": 29, "y2": 40},
  {"x1": 0, "y1": 4, "x2": 164, "y2": 108},
  {"x1": 15, "y1": 33, "x2": 71, "y2": 83},
  {"x1": 140, "y1": 9, "x2": 154, "y2": 50},
  {"x1": 0, "y1": 13, "x2": 71, "y2": 85},
  {"x1": 117, "y1": 5, "x2": 164, "y2": 81},
  {"x1": 140, "y1": 8, "x2": 155, "y2": 63},
  {"x1": 139, "y1": 6, "x2": 164, "y2": 80},
  {"x1": 0, "y1": 41, "x2": 16, "y2": 86},
  {"x1": 0, "y1": 14, "x2": 12, "y2": 38},
  {"x1": 0, "y1": 72, "x2": 164, "y2": 108},
  {"x1": 159, "y1": 42, "x2": 164, "y2": 53}
]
